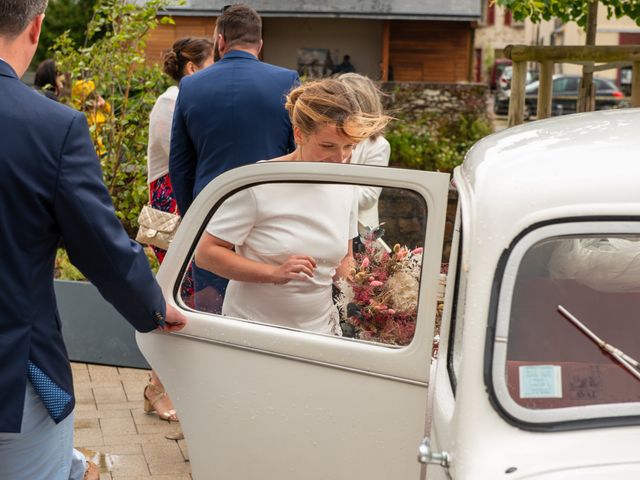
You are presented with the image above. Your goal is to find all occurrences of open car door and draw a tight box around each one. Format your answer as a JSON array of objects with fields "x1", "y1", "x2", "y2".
[{"x1": 137, "y1": 162, "x2": 449, "y2": 480}]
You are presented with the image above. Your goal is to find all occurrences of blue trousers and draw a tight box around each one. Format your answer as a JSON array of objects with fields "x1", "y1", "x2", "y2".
[{"x1": 0, "y1": 382, "x2": 86, "y2": 480}]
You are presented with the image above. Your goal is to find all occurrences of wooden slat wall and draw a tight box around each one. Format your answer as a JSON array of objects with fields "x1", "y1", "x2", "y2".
[
  {"x1": 146, "y1": 16, "x2": 216, "y2": 65},
  {"x1": 389, "y1": 20, "x2": 472, "y2": 82}
]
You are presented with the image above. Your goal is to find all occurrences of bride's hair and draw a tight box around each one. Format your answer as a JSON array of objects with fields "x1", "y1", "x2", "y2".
[
  {"x1": 285, "y1": 78, "x2": 391, "y2": 143},
  {"x1": 337, "y1": 73, "x2": 389, "y2": 139}
]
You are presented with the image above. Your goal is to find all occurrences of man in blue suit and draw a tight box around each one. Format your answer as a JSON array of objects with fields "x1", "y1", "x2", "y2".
[
  {"x1": 0, "y1": 3, "x2": 186, "y2": 479},
  {"x1": 170, "y1": 4, "x2": 299, "y2": 303}
]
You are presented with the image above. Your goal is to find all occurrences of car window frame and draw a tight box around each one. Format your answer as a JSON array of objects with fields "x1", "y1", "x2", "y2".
[{"x1": 485, "y1": 217, "x2": 640, "y2": 432}]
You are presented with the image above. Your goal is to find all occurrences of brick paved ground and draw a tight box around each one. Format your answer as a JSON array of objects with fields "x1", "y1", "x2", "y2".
[{"x1": 71, "y1": 362, "x2": 192, "y2": 479}]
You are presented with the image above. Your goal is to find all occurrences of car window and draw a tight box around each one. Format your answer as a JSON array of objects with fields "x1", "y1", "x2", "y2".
[
  {"x1": 494, "y1": 229, "x2": 640, "y2": 423},
  {"x1": 178, "y1": 183, "x2": 428, "y2": 348},
  {"x1": 553, "y1": 77, "x2": 579, "y2": 93},
  {"x1": 594, "y1": 78, "x2": 615, "y2": 92}
]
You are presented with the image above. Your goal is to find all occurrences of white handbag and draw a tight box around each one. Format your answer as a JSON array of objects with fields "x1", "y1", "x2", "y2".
[{"x1": 135, "y1": 205, "x2": 181, "y2": 250}]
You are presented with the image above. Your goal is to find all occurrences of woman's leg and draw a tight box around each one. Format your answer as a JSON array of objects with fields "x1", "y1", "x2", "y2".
[{"x1": 144, "y1": 370, "x2": 178, "y2": 422}]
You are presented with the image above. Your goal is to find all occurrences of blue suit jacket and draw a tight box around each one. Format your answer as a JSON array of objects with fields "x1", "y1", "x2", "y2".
[
  {"x1": 0, "y1": 60, "x2": 165, "y2": 433},
  {"x1": 169, "y1": 50, "x2": 298, "y2": 214}
]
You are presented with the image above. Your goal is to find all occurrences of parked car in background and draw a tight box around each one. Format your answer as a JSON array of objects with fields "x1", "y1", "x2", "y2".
[
  {"x1": 489, "y1": 58, "x2": 512, "y2": 91},
  {"x1": 138, "y1": 109, "x2": 640, "y2": 479},
  {"x1": 498, "y1": 65, "x2": 538, "y2": 91},
  {"x1": 494, "y1": 74, "x2": 627, "y2": 119}
]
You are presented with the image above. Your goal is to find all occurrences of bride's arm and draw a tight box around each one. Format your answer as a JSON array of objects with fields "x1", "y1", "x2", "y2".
[
  {"x1": 195, "y1": 232, "x2": 317, "y2": 285},
  {"x1": 333, "y1": 241, "x2": 355, "y2": 282}
]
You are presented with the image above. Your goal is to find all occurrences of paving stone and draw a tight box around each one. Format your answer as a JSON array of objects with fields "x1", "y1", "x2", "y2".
[
  {"x1": 118, "y1": 367, "x2": 150, "y2": 380},
  {"x1": 75, "y1": 418, "x2": 100, "y2": 429},
  {"x1": 88, "y1": 364, "x2": 123, "y2": 382},
  {"x1": 111, "y1": 475, "x2": 191, "y2": 480},
  {"x1": 73, "y1": 363, "x2": 192, "y2": 478},
  {"x1": 148, "y1": 461, "x2": 192, "y2": 475},
  {"x1": 135, "y1": 422, "x2": 180, "y2": 435},
  {"x1": 131, "y1": 410, "x2": 165, "y2": 426},
  {"x1": 142, "y1": 442, "x2": 184, "y2": 464},
  {"x1": 122, "y1": 379, "x2": 146, "y2": 402},
  {"x1": 75, "y1": 384, "x2": 96, "y2": 402},
  {"x1": 177, "y1": 439, "x2": 190, "y2": 462},
  {"x1": 100, "y1": 416, "x2": 138, "y2": 436},
  {"x1": 102, "y1": 433, "x2": 169, "y2": 446},
  {"x1": 104, "y1": 453, "x2": 149, "y2": 476},
  {"x1": 71, "y1": 362, "x2": 91, "y2": 383},
  {"x1": 74, "y1": 427, "x2": 104, "y2": 446},
  {"x1": 94, "y1": 384, "x2": 128, "y2": 404}
]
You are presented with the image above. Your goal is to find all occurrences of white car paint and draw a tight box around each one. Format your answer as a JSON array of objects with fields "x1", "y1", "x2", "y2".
[{"x1": 138, "y1": 109, "x2": 640, "y2": 479}]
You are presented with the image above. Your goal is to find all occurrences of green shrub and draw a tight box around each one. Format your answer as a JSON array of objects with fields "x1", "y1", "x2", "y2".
[
  {"x1": 54, "y1": 246, "x2": 159, "y2": 281},
  {"x1": 54, "y1": 249, "x2": 86, "y2": 281},
  {"x1": 386, "y1": 112, "x2": 493, "y2": 172},
  {"x1": 53, "y1": 0, "x2": 174, "y2": 236}
]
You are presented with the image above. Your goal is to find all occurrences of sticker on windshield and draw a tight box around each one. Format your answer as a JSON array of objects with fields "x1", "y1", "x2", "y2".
[{"x1": 519, "y1": 365, "x2": 562, "y2": 398}]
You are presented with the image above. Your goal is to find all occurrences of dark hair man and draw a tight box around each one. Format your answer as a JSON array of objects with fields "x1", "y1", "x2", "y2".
[
  {"x1": 169, "y1": 3, "x2": 299, "y2": 304},
  {"x1": 0, "y1": 1, "x2": 186, "y2": 478}
]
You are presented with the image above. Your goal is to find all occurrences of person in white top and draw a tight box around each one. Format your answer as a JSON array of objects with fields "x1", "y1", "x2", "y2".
[
  {"x1": 144, "y1": 37, "x2": 213, "y2": 426},
  {"x1": 337, "y1": 73, "x2": 391, "y2": 233},
  {"x1": 195, "y1": 79, "x2": 391, "y2": 334}
]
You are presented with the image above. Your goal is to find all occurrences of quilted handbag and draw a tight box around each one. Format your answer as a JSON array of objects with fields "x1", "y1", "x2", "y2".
[{"x1": 135, "y1": 205, "x2": 181, "y2": 250}]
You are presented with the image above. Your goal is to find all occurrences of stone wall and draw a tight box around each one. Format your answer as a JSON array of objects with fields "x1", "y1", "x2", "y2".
[
  {"x1": 379, "y1": 187, "x2": 458, "y2": 264},
  {"x1": 380, "y1": 81, "x2": 489, "y2": 120}
]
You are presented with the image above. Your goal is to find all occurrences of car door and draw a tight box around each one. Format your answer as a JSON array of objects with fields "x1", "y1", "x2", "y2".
[{"x1": 137, "y1": 162, "x2": 449, "y2": 480}]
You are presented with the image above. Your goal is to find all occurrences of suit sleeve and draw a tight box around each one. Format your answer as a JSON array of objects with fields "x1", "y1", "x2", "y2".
[
  {"x1": 169, "y1": 89, "x2": 197, "y2": 215},
  {"x1": 53, "y1": 112, "x2": 165, "y2": 332}
]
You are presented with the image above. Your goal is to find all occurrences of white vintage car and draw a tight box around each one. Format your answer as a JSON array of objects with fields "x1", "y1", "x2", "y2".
[{"x1": 138, "y1": 109, "x2": 640, "y2": 479}]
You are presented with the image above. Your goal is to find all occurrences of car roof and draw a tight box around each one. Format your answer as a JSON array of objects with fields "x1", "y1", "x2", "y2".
[{"x1": 454, "y1": 109, "x2": 640, "y2": 247}]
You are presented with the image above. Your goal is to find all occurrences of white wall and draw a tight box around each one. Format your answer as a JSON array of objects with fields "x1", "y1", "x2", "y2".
[{"x1": 262, "y1": 18, "x2": 384, "y2": 80}]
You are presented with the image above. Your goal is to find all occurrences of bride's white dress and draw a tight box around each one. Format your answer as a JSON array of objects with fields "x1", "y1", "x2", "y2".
[{"x1": 206, "y1": 182, "x2": 357, "y2": 334}]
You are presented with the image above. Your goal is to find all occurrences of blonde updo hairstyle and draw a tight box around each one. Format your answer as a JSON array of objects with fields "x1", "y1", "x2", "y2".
[
  {"x1": 163, "y1": 37, "x2": 214, "y2": 83},
  {"x1": 337, "y1": 73, "x2": 388, "y2": 139},
  {"x1": 285, "y1": 79, "x2": 390, "y2": 144}
]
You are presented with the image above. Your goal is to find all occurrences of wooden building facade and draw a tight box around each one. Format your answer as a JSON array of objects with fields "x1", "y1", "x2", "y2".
[{"x1": 145, "y1": 1, "x2": 482, "y2": 83}]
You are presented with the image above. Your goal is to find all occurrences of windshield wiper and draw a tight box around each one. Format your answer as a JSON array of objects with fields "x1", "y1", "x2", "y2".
[{"x1": 557, "y1": 305, "x2": 640, "y2": 381}]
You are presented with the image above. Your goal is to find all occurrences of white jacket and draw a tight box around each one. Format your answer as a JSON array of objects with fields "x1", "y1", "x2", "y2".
[{"x1": 349, "y1": 136, "x2": 391, "y2": 230}]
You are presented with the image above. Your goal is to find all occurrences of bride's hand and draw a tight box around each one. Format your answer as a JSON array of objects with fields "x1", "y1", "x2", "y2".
[{"x1": 270, "y1": 255, "x2": 317, "y2": 284}]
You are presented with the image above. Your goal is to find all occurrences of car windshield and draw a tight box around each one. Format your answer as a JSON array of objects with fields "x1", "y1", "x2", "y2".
[{"x1": 504, "y1": 235, "x2": 640, "y2": 410}]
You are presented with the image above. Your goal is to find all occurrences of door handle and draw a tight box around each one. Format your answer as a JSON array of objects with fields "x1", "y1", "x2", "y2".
[{"x1": 417, "y1": 436, "x2": 450, "y2": 467}]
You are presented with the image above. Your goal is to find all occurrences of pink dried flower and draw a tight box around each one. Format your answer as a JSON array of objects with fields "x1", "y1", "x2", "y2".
[
  {"x1": 411, "y1": 247, "x2": 423, "y2": 255},
  {"x1": 361, "y1": 257, "x2": 370, "y2": 268},
  {"x1": 370, "y1": 280, "x2": 383, "y2": 287}
]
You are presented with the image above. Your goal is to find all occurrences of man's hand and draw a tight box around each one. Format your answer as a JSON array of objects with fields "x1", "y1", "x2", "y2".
[{"x1": 158, "y1": 303, "x2": 187, "y2": 332}]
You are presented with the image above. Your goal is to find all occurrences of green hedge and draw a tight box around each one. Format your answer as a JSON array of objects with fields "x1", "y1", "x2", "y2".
[{"x1": 386, "y1": 112, "x2": 493, "y2": 172}]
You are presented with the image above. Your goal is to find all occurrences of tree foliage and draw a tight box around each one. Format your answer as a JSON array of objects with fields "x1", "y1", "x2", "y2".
[
  {"x1": 34, "y1": 0, "x2": 99, "y2": 66},
  {"x1": 494, "y1": 0, "x2": 640, "y2": 28},
  {"x1": 53, "y1": 0, "x2": 174, "y2": 235}
]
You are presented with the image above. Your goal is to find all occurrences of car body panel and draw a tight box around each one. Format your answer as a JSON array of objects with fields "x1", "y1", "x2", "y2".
[
  {"x1": 137, "y1": 162, "x2": 450, "y2": 480},
  {"x1": 429, "y1": 109, "x2": 640, "y2": 479},
  {"x1": 138, "y1": 110, "x2": 640, "y2": 479}
]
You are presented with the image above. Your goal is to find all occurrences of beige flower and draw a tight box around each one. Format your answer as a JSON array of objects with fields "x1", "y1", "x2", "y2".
[{"x1": 384, "y1": 271, "x2": 418, "y2": 313}]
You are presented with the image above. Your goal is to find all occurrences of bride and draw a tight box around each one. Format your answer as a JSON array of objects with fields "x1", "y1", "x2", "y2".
[{"x1": 195, "y1": 78, "x2": 390, "y2": 334}]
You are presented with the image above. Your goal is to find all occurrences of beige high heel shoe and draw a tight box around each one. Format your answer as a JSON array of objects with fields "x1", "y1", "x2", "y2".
[{"x1": 143, "y1": 381, "x2": 179, "y2": 423}]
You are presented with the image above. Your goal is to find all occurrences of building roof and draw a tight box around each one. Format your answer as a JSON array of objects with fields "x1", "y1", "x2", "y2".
[{"x1": 161, "y1": 0, "x2": 482, "y2": 21}]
